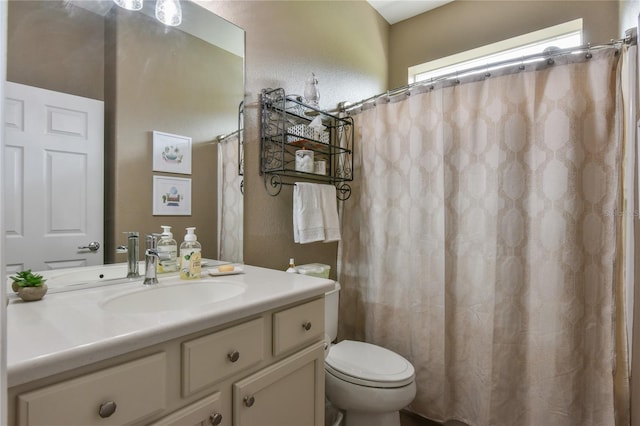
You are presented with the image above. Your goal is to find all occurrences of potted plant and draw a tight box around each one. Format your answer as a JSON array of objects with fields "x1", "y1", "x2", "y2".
[{"x1": 10, "y1": 270, "x2": 48, "y2": 302}]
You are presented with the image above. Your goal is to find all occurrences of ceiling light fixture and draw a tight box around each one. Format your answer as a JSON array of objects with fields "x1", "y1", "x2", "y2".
[
  {"x1": 155, "y1": 0, "x2": 182, "y2": 27},
  {"x1": 113, "y1": 0, "x2": 143, "y2": 11},
  {"x1": 113, "y1": 0, "x2": 182, "y2": 27}
]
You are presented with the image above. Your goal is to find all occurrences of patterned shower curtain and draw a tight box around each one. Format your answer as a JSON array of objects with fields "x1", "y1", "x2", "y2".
[
  {"x1": 218, "y1": 134, "x2": 243, "y2": 263},
  {"x1": 338, "y1": 48, "x2": 631, "y2": 425}
]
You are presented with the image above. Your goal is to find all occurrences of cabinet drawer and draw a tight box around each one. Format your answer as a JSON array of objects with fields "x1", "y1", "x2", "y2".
[
  {"x1": 182, "y1": 317, "x2": 264, "y2": 396},
  {"x1": 149, "y1": 392, "x2": 226, "y2": 426},
  {"x1": 16, "y1": 352, "x2": 166, "y2": 426},
  {"x1": 273, "y1": 298, "x2": 324, "y2": 356}
]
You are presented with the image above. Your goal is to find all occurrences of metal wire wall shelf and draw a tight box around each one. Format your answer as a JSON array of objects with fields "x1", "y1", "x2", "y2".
[{"x1": 260, "y1": 88, "x2": 354, "y2": 200}]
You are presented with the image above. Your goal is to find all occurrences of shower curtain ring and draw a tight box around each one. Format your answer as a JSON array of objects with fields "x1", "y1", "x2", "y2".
[{"x1": 586, "y1": 43, "x2": 593, "y2": 59}]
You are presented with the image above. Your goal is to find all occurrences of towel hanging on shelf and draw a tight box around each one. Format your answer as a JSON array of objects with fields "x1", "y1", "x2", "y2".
[{"x1": 293, "y1": 183, "x2": 341, "y2": 244}]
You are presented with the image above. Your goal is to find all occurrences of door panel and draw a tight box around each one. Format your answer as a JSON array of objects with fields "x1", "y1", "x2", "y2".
[{"x1": 4, "y1": 82, "x2": 104, "y2": 271}]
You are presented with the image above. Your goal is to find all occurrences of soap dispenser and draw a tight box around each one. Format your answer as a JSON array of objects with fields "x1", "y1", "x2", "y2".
[
  {"x1": 157, "y1": 225, "x2": 178, "y2": 273},
  {"x1": 180, "y1": 227, "x2": 201, "y2": 279}
]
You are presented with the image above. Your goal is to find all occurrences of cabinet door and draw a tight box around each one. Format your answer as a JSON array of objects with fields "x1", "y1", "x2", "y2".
[
  {"x1": 232, "y1": 342, "x2": 324, "y2": 426},
  {"x1": 149, "y1": 392, "x2": 227, "y2": 426}
]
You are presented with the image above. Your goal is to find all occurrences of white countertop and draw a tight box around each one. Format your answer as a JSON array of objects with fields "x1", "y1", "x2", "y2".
[{"x1": 6, "y1": 264, "x2": 334, "y2": 388}]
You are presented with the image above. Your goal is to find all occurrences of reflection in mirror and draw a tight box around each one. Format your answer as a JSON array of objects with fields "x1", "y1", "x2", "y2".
[
  {"x1": 217, "y1": 104, "x2": 244, "y2": 264},
  {"x1": 4, "y1": 0, "x2": 244, "y2": 274}
]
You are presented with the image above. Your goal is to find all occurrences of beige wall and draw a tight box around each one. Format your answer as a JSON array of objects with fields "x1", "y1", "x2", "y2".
[
  {"x1": 389, "y1": 1, "x2": 619, "y2": 88},
  {"x1": 203, "y1": 0, "x2": 389, "y2": 275},
  {"x1": 106, "y1": 8, "x2": 244, "y2": 262},
  {"x1": 620, "y1": 0, "x2": 640, "y2": 36},
  {"x1": 622, "y1": 3, "x2": 640, "y2": 426},
  {"x1": 7, "y1": 1, "x2": 104, "y2": 100}
]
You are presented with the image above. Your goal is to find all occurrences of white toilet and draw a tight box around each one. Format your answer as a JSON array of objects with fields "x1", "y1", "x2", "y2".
[{"x1": 324, "y1": 282, "x2": 416, "y2": 426}]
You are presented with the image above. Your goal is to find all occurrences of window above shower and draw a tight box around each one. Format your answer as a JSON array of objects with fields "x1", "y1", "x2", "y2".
[{"x1": 408, "y1": 18, "x2": 583, "y2": 84}]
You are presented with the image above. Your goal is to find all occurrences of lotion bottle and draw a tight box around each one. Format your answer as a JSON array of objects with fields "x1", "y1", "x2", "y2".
[
  {"x1": 180, "y1": 227, "x2": 201, "y2": 279},
  {"x1": 286, "y1": 258, "x2": 297, "y2": 273},
  {"x1": 157, "y1": 225, "x2": 178, "y2": 273}
]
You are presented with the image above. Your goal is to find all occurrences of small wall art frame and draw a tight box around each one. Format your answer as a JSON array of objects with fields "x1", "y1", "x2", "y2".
[
  {"x1": 152, "y1": 130, "x2": 192, "y2": 175},
  {"x1": 153, "y1": 175, "x2": 192, "y2": 216}
]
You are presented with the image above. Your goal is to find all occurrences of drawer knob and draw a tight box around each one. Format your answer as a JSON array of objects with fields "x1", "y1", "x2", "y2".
[
  {"x1": 98, "y1": 401, "x2": 117, "y2": 418},
  {"x1": 228, "y1": 350, "x2": 240, "y2": 363},
  {"x1": 302, "y1": 321, "x2": 312, "y2": 331},
  {"x1": 209, "y1": 412, "x2": 223, "y2": 425},
  {"x1": 244, "y1": 395, "x2": 255, "y2": 407}
]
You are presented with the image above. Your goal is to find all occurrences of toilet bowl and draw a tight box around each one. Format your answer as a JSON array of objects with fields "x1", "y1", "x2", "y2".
[{"x1": 324, "y1": 283, "x2": 416, "y2": 426}]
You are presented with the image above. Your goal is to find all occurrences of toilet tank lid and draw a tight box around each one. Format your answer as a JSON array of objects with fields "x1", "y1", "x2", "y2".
[{"x1": 326, "y1": 340, "x2": 415, "y2": 387}]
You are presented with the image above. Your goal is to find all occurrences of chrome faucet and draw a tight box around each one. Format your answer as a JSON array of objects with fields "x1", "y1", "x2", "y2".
[
  {"x1": 143, "y1": 234, "x2": 171, "y2": 286},
  {"x1": 117, "y1": 232, "x2": 140, "y2": 278}
]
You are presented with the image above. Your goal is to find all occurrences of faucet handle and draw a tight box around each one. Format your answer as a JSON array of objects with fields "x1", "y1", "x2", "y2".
[{"x1": 146, "y1": 233, "x2": 161, "y2": 249}]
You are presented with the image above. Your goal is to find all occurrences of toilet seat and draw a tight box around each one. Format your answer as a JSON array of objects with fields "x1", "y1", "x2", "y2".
[{"x1": 325, "y1": 340, "x2": 415, "y2": 388}]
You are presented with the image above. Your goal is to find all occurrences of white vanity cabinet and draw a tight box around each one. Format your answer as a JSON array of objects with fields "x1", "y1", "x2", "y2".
[{"x1": 8, "y1": 295, "x2": 326, "y2": 426}]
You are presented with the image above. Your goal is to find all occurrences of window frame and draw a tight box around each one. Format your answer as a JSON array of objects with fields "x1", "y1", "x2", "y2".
[{"x1": 408, "y1": 19, "x2": 583, "y2": 84}]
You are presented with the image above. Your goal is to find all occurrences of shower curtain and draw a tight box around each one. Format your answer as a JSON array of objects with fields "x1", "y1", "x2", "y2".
[
  {"x1": 218, "y1": 134, "x2": 243, "y2": 263},
  {"x1": 338, "y1": 48, "x2": 632, "y2": 425}
]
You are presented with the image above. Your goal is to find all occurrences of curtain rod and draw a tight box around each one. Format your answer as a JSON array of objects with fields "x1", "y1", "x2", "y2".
[
  {"x1": 336, "y1": 32, "x2": 636, "y2": 115},
  {"x1": 216, "y1": 128, "x2": 241, "y2": 143}
]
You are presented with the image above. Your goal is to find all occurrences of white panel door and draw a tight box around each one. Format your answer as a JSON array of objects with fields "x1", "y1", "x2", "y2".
[{"x1": 4, "y1": 82, "x2": 104, "y2": 272}]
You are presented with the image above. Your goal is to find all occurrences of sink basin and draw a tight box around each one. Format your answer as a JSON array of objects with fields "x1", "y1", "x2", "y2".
[{"x1": 101, "y1": 280, "x2": 246, "y2": 313}]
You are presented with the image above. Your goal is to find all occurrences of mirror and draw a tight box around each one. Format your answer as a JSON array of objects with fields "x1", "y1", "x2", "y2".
[{"x1": 5, "y1": 0, "x2": 245, "y2": 272}]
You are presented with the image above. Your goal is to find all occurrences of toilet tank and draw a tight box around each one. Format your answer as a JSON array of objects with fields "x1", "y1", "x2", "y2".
[{"x1": 325, "y1": 281, "x2": 341, "y2": 341}]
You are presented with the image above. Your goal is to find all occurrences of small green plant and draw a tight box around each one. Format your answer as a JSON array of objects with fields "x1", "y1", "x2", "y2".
[{"x1": 10, "y1": 270, "x2": 46, "y2": 288}]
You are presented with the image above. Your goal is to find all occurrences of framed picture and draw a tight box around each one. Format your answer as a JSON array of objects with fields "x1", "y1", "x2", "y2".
[
  {"x1": 153, "y1": 176, "x2": 192, "y2": 216},
  {"x1": 152, "y1": 130, "x2": 192, "y2": 175}
]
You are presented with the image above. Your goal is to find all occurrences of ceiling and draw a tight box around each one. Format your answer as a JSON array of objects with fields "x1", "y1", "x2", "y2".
[
  {"x1": 367, "y1": 0, "x2": 454, "y2": 24},
  {"x1": 78, "y1": 0, "x2": 451, "y2": 27}
]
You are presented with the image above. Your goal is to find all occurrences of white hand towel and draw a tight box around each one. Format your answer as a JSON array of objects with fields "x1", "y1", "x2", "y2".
[
  {"x1": 319, "y1": 184, "x2": 341, "y2": 242},
  {"x1": 293, "y1": 182, "x2": 325, "y2": 244}
]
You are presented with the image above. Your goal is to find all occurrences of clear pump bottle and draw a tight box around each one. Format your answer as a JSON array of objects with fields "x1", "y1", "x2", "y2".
[
  {"x1": 180, "y1": 227, "x2": 202, "y2": 279},
  {"x1": 157, "y1": 225, "x2": 178, "y2": 273}
]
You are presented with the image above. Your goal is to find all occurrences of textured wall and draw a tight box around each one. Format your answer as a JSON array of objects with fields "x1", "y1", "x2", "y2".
[
  {"x1": 7, "y1": 1, "x2": 104, "y2": 100},
  {"x1": 620, "y1": 3, "x2": 640, "y2": 426},
  {"x1": 620, "y1": 0, "x2": 640, "y2": 36},
  {"x1": 201, "y1": 0, "x2": 390, "y2": 275},
  {"x1": 389, "y1": 1, "x2": 620, "y2": 88}
]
